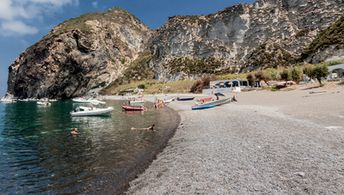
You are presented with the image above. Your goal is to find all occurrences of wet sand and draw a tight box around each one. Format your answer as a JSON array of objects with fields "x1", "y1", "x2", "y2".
[{"x1": 126, "y1": 85, "x2": 344, "y2": 194}]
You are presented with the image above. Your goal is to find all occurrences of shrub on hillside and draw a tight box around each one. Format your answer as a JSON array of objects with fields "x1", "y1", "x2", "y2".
[
  {"x1": 255, "y1": 71, "x2": 271, "y2": 85},
  {"x1": 303, "y1": 64, "x2": 315, "y2": 78},
  {"x1": 291, "y1": 67, "x2": 303, "y2": 82},
  {"x1": 246, "y1": 73, "x2": 255, "y2": 87},
  {"x1": 313, "y1": 64, "x2": 329, "y2": 85},
  {"x1": 280, "y1": 69, "x2": 291, "y2": 81},
  {"x1": 264, "y1": 68, "x2": 280, "y2": 81},
  {"x1": 190, "y1": 75, "x2": 217, "y2": 93}
]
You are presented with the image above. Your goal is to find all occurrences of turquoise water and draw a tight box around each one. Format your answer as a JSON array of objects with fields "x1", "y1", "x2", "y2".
[{"x1": 0, "y1": 101, "x2": 179, "y2": 194}]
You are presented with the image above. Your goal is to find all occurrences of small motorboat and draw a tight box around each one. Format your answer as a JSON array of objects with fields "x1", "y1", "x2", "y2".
[
  {"x1": 122, "y1": 105, "x2": 145, "y2": 111},
  {"x1": 72, "y1": 97, "x2": 106, "y2": 105},
  {"x1": 71, "y1": 106, "x2": 114, "y2": 117},
  {"x1": 163, "y1": 97, "x2": 175, "y2": 104},
  {"x1": 192, "y1": 97, "x2": 231, "y2": 110},
  {"x1": 177, "y1": 97, "x2": 195, "y2": 101},
  {"x1": 37, "y1": 101, "x2": 51, "y2": 106}
]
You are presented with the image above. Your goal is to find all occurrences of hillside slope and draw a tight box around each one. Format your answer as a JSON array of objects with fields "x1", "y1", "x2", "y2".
[{"x1": 301, "y1": 15, "x2": 344, "y2": 63}]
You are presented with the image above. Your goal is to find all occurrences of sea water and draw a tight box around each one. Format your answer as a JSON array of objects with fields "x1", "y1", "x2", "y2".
[{"x1": 0, "y1": 101, "x2": 179, "y2": 194}]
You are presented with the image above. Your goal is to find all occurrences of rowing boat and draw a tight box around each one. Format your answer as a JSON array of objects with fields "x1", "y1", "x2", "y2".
[
  {"x1": 177, "y1": 97, "x2": 195, "y2": 101},
  {"x1": 122, "y1": 105, "x2": 145, "y2": 111},
  {"x1": 192, "y1": 97, "x2": 231, "y2": 110}
]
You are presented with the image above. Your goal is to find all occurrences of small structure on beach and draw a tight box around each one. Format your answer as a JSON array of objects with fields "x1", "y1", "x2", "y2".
[
  {"x1": 203, "y1": 79, "x2": 251, "y2": 95},
  {"x1": 328, "y1": 64, "x2": 344, "y2": 80}
]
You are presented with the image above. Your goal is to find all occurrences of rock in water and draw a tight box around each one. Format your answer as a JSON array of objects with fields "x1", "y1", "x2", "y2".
[{"x1": 7, "y1": 8, "x2": 152, "y2": 99}]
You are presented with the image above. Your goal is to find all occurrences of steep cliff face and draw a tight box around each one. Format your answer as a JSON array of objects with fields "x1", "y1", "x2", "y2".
[
  {"x1": 301, "y1": 15, "x2": 344, "y2": 63},
  {"x1": 7, "y1": 8, "x2": 152, "y2": 98},
  {"x1": 150, "y1": 0, "x2": 344, "y2": 79}
]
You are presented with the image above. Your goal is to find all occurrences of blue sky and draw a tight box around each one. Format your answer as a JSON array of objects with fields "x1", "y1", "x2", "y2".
[{"x1": 0, "y1": 0, "x2": 255, "y2": 96}]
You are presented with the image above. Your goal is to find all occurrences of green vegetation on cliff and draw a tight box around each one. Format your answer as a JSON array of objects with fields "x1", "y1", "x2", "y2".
[
  {"x1": 168, "y1": 57, "x2": 226, "y2": 75},
  {"x1": 100, "y1": 52, "x2": 155, "y2": 94},
  {"x1": 302, "y1": 15, "x2": 344, "y2": 58},
  {"x1": 53, "y1": 7, "x2": 141, "y2": 34}
]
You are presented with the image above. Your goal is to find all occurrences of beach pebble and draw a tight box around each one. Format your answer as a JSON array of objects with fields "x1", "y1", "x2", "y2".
[{"x1": 294, "y1": 172, "x2": 305, "y2": 177}]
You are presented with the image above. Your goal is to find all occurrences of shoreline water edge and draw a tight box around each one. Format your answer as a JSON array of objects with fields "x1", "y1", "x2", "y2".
[{"x1": 100, "y1": 96, "x2": 181, "y2": 194}]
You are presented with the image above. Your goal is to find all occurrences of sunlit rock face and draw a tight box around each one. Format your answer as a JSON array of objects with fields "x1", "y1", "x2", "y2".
[
  {"x1": 6, "y1": 0, "x2": 344, "y2": 98},
  {"x1": 150, "y1": 0, "x2": 344, "y2": 79}
]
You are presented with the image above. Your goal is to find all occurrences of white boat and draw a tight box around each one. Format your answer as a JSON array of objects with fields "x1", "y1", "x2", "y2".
[
  {"x1": 72, "y1": 97, "x2": 106, "y2": 105},
  {"x1": 37, "y1": 101, "x2": 51, "y2": 106},
  {"x1": 163, "y1": 97, "x2": 175, "y2": 104},
  {"x1": 70, "y1": 106, "x2": 114, "y2": 117},
  {"x1": 192, "y1": 97, "x2": 231, "y2": 110}
]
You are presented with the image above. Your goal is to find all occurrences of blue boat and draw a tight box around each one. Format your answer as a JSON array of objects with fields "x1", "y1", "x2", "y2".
[
  {"x1": 191, "y1": 97, "x2": 231, "y2": 110},
  {"x1": 177, "y1": 97, "x2": 195, "y2": 101},
  {"x1": 191, "y1": 104, "x2": 216, "y2": 110}
]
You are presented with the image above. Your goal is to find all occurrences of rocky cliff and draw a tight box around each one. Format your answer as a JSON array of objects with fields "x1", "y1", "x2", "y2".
[
  {"x1": 301, "y1": 15, "x2": 344, "y2": 63},
  {"x1": 7, "y1": 8, "x2": 152, "y2": 98},
  {"x1": 6, "y1": 0, "x2": 344, "y2": 98},
  {"x1": 151, "y1": 0, "x2": 344, "y2": 79}
]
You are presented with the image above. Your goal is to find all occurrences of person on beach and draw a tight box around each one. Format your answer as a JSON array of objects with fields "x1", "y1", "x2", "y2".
[
  {"x1": 232, "y1": 95, "x2": 237, "y2": 102},
  {"x1": 70, "y1": 128, "x2": 79, "y2": 135},
  {"x1": 131, "y1": 124, "x2": 155, "y2": 131}
]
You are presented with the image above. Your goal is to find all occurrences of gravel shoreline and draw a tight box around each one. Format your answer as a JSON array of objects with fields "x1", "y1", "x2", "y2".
[{"x1": 126, "y1": 88, "x2": 344, "y2": 194}]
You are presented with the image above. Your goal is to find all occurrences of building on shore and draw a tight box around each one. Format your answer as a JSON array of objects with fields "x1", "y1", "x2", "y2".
[
  {"x1": 203, "y1": 79, "x2": 255, "y2": 95},
  {"x1": 328, "y1": 64, "x2": 344, "y2": 80}
]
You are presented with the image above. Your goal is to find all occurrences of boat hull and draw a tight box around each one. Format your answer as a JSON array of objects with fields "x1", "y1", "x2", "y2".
[
  {"x1": 177, "y1": 97, "x2": 195, "y2": 101},
  {"x1": 192, "y1": 98, "x2": 231, "y2": 110},
  {"x1": 122, "y1": 105, "x2": 145, "y2": 111},
  {"x1": 71, "y1": 107, "x2": 114, "y2": 117}
]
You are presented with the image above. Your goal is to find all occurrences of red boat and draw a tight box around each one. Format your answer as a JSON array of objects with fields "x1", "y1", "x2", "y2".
[{"x1": 122, "y1": 105, "x2": 145, "y2": 111}]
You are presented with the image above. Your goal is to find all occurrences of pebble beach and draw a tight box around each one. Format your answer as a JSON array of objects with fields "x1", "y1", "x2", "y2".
[{"x1": 127, "y1": 84, "x2": 344, "y2": 194}]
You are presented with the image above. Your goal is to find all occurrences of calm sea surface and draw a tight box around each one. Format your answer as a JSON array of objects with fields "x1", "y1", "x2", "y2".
[{"x1": 0, "y1": 101, "x2": 179, "y2": 194}]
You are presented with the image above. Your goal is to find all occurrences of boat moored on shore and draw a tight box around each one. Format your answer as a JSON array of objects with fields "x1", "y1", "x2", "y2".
[{"x1": 177, "y1": 97, "x2": 195, "y2": 101}]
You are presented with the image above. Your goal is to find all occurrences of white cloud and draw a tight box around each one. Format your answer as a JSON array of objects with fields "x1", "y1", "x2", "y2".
[
  {"x1": 0, "y1": 0, "x2": 79, "y2": 37},
  {"x1": 1, "y1": 21, "x2": 38, "y2": 36}
]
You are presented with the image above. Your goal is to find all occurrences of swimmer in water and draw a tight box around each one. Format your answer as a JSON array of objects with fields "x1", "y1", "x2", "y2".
[
  {"x1": 70, "y1": 128, "x2": 79, "y2": 135},
  {"x1": 131, "y1": 124, "x2": 155, "y2": 131}
]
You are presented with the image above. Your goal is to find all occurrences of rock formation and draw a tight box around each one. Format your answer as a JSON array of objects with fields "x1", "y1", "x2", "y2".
[
  {"x1": 301, "y1": 15, "x2": 344, "y2": 63},
  {"x1": 7, "y1": 8, "x2": 151, "y2": 98},
  {"x1": 151, "y1": 0, "x2": 344, "y2": 79},
  {"x1": 6, "y1": 0, "x2": 344, "y2": 98}
]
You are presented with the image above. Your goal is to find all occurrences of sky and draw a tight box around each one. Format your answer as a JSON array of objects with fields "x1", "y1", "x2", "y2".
[{"x1": 0, "y1": 0, "x2": 255, "y2": 96}]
